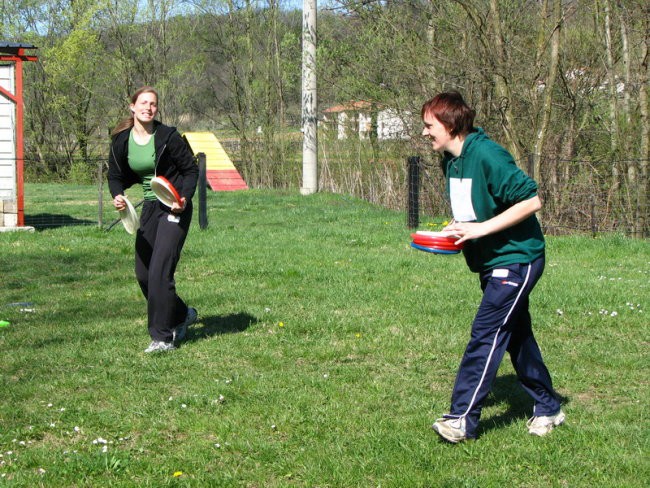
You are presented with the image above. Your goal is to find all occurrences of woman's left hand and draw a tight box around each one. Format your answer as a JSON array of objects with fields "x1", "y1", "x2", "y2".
[
  {"x1": 444, "y1": 221, "x2": 489, "y2": 245},
  {"x1": 171, "y1": 197, "x2": 187, "y2": 214}
]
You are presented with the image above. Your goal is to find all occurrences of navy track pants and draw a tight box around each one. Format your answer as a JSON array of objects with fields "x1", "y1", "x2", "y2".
[
  {"x1": 135, "y1": 200, "x2": 192, "y2": 342},
  {"x1": 446, "y1": 256, "x2": 561, "y2": 437}
]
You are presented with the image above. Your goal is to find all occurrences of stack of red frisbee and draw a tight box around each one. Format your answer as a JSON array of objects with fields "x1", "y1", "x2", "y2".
[{"x1": 410, "y1": 231, "x2": 464, "y2": 254}]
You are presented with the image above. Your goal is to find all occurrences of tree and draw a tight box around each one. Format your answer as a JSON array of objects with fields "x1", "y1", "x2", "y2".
[
  {"x1": 18, "y1": 0, "x2": 115, "y2": 180},
  {"x1": 531, "y1": 0, "x2": 562, "y2": 186}
]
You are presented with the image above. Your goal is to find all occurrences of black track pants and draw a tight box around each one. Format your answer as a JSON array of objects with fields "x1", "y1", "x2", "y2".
[{"x1": 135, "y1": 200, "x2": 192, "y2": 342}]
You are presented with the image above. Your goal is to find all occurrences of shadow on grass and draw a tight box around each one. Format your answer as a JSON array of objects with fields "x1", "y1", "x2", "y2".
[
  {"x1": 185, "y1": 312, "x2": 258, "y2": 343},
  {"x1": 479, "y1": 373, "x2": 571, "y2": 435},
  {"x1": 25, "y1": 213, "x2": 95, "y2": 230}
]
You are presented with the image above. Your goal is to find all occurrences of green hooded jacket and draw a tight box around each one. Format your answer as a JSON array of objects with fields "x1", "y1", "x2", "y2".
[{"x1": 441, "y1": 128, "x2": 545, "y2": 273}]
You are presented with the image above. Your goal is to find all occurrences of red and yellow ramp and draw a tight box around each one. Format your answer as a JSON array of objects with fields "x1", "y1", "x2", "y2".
[{"x1": 183, "y1": 132, "x2": 248, "y2": 191}]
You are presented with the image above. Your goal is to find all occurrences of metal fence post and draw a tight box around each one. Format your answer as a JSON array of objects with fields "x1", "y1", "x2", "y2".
[
  {"x1": 590, "y1": 193, "x2": 597, "y2": 237},
  {"x1": 98, "y1": 161, "x2": 104, "y2": 228},
  {"x1": 407, "y1": 156, "x2": 420, "y2": 229},
  {"x1": 197, "y1": 152, "x2": 208, "y2": 230}
]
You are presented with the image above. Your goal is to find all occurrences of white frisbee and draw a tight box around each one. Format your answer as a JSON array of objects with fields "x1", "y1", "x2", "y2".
[
  {"x1": 414, "y1": 230, "x2": 458, "y2": 238},
  {"x1": 119, "y1": 196, "x2": 139, "y2": 234},
  {"x1": 151, "y1": 176, "x2": 182, "y2": 208}
]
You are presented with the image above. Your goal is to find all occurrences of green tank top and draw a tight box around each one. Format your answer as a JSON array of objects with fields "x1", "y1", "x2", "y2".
[{"x1": 128, "y1": 131, "x2": 157, "y2": 200}]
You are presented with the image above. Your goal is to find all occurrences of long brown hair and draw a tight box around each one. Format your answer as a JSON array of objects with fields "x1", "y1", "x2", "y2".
[{"x1": 110, "y1": 86, "x2": 159, "y2": 137}]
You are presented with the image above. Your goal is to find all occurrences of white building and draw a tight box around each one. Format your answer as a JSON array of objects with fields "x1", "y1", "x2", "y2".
[
  {"x1": 322, "y1": 101, "x2": 411, "y2": 141},
  {"x1": 0, "y1": 63, "x2": 17, "y2": 227}
]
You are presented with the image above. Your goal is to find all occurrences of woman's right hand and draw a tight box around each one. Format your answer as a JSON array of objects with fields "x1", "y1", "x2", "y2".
[{"x1": 113, "y1": 195, "x2": 126, "y2": 211}]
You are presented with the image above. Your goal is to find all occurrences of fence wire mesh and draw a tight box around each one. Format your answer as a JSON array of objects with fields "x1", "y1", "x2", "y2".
[
  {"x1": 7, "y1": 149, "x2": 650, "y2": 238},
  {"x1": 410, "y1": 154, "x2": 650, "y2": 237}
]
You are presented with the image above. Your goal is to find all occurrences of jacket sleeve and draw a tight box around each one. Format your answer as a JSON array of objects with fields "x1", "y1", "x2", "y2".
[
  {"x1": 483, "y1": 143, "x2": 538, "y2": 206},
  {"x1": 168, "y1": 131, "x2": 199, "y2": 201},
  {"x1": 108, "y1": 132, "x2": 142, "y2": 197},
  {"x1": 107, "y1": 141, "x2": 125, "y2": 198}
]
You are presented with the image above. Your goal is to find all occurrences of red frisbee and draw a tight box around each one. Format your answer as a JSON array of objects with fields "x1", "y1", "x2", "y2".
[
  {"x1": 411, "y1": 233, "x2": 460, "y2": 243},
  {"x1": 411, "y1": 237, "x2": 463, "y2": 250},
  {"x1": 151, "y1": 176, "x2": 182, "y2": 208},
  {"x1": 411, "y1": 231, "x2": 464, "y2": 251},
  {"x1": 412, "y1": 240, "x2": 461, "y2": 251}
]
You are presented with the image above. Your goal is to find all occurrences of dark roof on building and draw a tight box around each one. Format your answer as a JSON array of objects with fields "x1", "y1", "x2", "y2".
[
  {"x1": 0, "y1": 42, "x2": 37, "y2": 48},
  {"x1": 0, "y1": 42, "x2": 37, "y2": 55}
]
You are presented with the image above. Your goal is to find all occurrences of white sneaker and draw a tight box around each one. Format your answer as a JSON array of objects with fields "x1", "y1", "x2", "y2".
[
  {"x1": 527, "y1": 410, "x2": 565, "y2": 436},
  {"x1": 144, "y1": 340, "x2": 176, "y2": 353},
  {"x1": 173, "y1": 307, "x2": 198, "y2": 343},
  {"x1": 432, "y1": 417, "x2": 467, "y2": 443}
]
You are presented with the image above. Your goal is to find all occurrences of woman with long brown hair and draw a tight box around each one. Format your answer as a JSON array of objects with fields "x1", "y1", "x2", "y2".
[{"x1": 108, "y1": 86, "x2": 199, "y2": 353}]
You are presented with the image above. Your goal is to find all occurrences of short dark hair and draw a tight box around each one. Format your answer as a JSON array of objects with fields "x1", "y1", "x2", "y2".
[{"x1": 421, "y1": 91, "x2": 476, "y2": 137}]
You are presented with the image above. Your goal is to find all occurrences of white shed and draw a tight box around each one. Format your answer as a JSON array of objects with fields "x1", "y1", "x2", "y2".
[
  {"x1": 0, "y1": 42, "x2": 37, "y2": 230},
  {"x1": 0, "y1": 64, "x2": 16, "y2": 204}
]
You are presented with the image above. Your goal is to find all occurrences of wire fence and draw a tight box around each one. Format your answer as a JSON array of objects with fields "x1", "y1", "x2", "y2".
[
  {"x1": 6, "y1": 149, "x2": 649, "y2": 238},
  {"x1": 408, "y1": 154, "x2": 650, "y2": 238}
]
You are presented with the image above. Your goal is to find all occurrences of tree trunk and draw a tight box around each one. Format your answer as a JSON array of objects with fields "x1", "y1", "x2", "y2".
[
  {"x1": 488, "y1": 0, "x2": 523, "y2": 164},
  {"x1": 533, "y1": 0, "x2": 562, "y2": 187},
  {"x1": 603, "y1": 0, "x2": 622, "y2": 198},
  {"x1": 618, "y1": 4, "x2": 631, "y2": 128},
  {"x1": 637, "y1": 7, "x2": 649, "y2": 237}
]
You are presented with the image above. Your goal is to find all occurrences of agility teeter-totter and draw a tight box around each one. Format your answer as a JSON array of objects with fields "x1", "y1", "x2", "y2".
[{"x1": 183, "y1": 132, "x2": 248, "y2": 191}]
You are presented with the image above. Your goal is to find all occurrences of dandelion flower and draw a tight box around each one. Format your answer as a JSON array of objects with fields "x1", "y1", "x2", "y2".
[{"x1": 173, "y1": 471, "x2": 183, "y2": 477}]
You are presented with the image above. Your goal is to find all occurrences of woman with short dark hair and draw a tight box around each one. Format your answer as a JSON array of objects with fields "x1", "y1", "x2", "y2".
[{"x1": 422, "y1": 91, "x2": 564, "y2": 442}]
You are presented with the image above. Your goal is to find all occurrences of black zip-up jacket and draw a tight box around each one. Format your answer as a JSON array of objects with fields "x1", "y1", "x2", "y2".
[{"x1": 108, "y1": 121, "x2": 198, "y2": 203}]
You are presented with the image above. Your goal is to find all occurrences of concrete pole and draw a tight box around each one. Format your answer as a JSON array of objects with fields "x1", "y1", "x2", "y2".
[{"x1": 300, "y1": 0, "x2": 317, "y2": 195}]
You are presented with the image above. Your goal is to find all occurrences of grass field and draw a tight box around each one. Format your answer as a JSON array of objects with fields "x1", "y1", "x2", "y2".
[{"x1": 1, "y1": 185, "x2": 648, "y2": 487}]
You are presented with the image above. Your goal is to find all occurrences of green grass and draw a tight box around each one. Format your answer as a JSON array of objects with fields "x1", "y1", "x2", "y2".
[{"x1": 0, "y1": 185, "x2": 648, "y2": 487}]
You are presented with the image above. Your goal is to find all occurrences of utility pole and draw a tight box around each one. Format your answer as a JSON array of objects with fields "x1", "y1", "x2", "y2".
[{"x1": 300, "y1": 0, "x2": 317, "y2": 195}]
